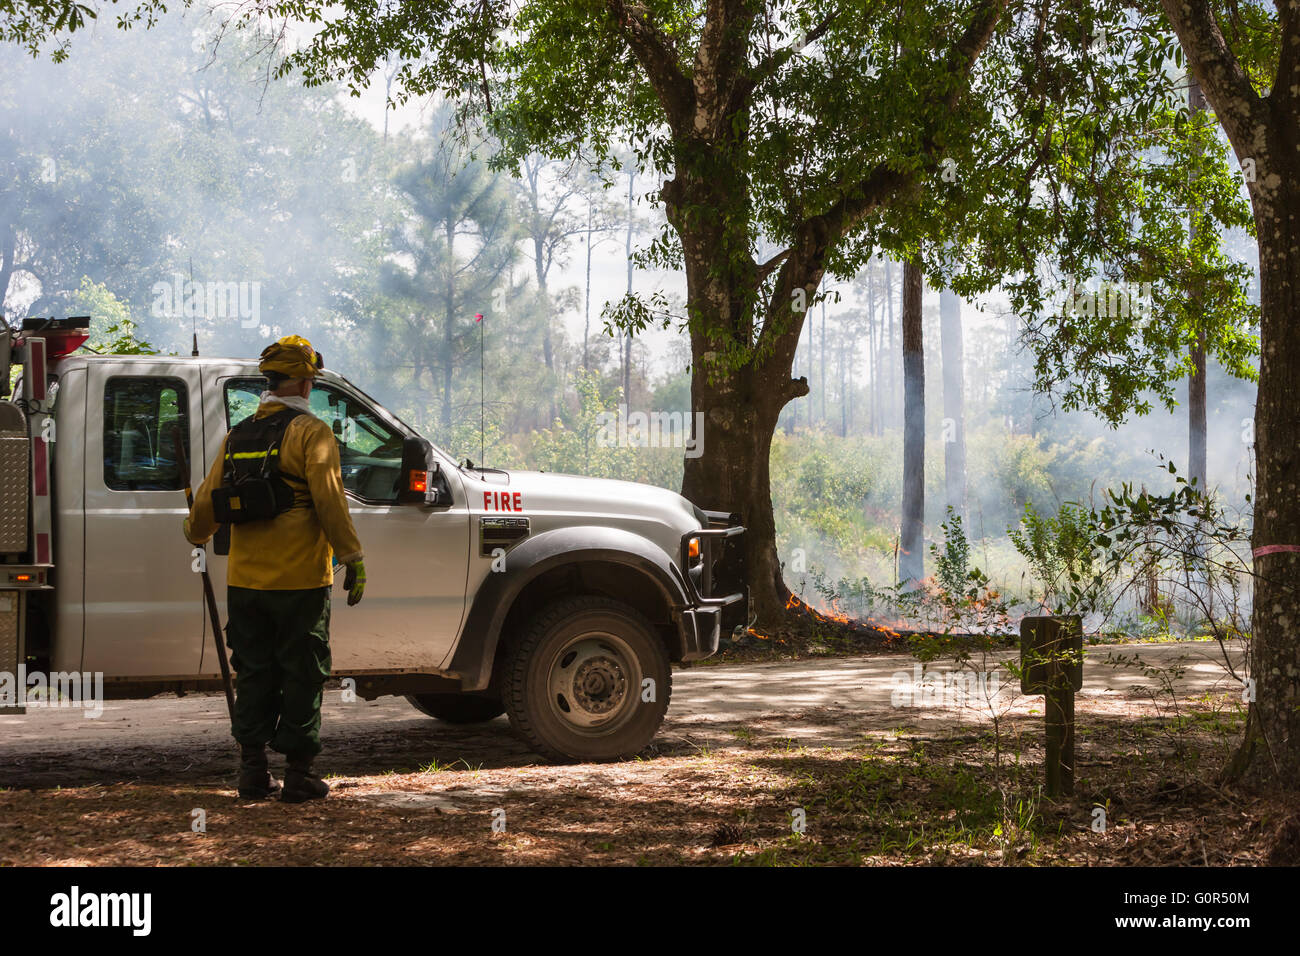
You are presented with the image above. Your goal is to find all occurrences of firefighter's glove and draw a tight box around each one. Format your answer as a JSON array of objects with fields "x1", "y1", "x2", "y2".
[
  {"x1": 343, "y1": 560, "x2": 366, "y2": 606},
  {"x1": 183, "y1": 516, "x2": 195, "y2": 544}
]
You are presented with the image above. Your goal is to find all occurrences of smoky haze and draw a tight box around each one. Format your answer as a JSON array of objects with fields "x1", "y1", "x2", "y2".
[{"x1": 0, "y1": 5, "x2": 1259, "y2": 621}]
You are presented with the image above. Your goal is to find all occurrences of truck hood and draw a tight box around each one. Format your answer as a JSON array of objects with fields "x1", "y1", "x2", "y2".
[{"x1": 456, "y1": 466, "x2": 703, "y2": 546}]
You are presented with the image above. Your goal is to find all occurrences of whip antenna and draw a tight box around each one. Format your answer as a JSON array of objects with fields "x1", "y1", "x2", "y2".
[
  {"x1": 476, "y1": 312, "x2": 485, "y2": 465},
  {"x1": 189, "y1": 257, "x2": 199, "y2": 357}
]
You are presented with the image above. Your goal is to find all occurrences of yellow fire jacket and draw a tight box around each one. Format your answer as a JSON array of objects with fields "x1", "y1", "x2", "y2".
[{"x1": 186, "y1": 400, "x2": 364, "y2": 590}]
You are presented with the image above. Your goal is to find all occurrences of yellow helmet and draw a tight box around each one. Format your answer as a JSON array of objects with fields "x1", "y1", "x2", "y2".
[{"x1": 259, "y1": 335, "x2": 323, "y2": 379}]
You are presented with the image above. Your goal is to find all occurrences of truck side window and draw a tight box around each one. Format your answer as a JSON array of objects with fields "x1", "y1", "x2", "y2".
[
  {"x1": 225, "y1": 379, "x2": 263, "y2": 428},
  {"x1": 103, "y1": 377, "x2": 189, "y2": 491},
  {"x1": 309, "y1": 385, "x2": 405, "y2": 502},
  {"x1": 223, "y1": 378, "x2": 404, "y2": 503}
]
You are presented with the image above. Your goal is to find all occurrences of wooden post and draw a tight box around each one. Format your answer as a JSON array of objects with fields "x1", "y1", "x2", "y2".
[
  {"x1": 1044, "y1": 651, "x2": 1075, "y2": 797},
  {"x1": 1021, "y1": 615, "x2": 1083, "y2": 798}
]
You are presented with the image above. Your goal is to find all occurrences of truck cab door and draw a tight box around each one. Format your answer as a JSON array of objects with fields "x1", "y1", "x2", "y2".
[
  {"x1": 214, "y1": 375, "x2": 471, "y2": 673},
  {"x1": 82, "y1": 362, "x2": 207, "y2": 676}
]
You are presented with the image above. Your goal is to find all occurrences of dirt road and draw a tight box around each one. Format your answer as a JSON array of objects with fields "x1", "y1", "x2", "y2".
[
  {"x1": 0, "y1": 640, "x2": 1242, "y2": 789},
  {"x1": 0, "y1": 639, "x2": 1260, "y2": 866}
]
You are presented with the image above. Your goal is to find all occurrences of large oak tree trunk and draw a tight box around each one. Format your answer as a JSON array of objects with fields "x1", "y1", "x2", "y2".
[
  {"x1": 1242, "y1": 171, "x2": 1300, "y2": 783},
  {"x1": 900, "y1": 260, "x2": 925, "y2": 586},
  {"x1": 1157, "y1": 0, "x2": 1300, "y2": 788},
  {"x1": 1188, "y1": 78, "x2": 1208, "y2": 490},
  {"x1": 669, "y1": 164, "x2": 809, "y2": 623},
  {"x1": 682, "y1": 361, "x2": 789, "y2": 620}
]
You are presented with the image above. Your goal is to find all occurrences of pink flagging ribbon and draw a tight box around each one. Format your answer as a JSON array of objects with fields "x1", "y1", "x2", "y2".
[{"x1": 1253, "y1": 545, "x2": 1300, "y2": 557}]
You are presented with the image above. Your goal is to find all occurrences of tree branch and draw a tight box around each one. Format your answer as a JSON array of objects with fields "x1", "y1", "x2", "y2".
[
  {"x1": 755, "y1": 0, "x2": 1009, "y2": 361},
  {"x1": 1271, "y1": 0, "x2": 1300, "y2": 107},
  {"x1": 818, "y1": 0, "x2": 1008, "y2": 242},
  {"x1": 1158, "y1": 0, "x2": 1269, "y2": 155},
  {"x1": 756, "y1": 248, "x2": 791, "y2": 285},
  {"x1": 738, "y1": 6, "x2": 841, "y2": 105},
  {"x1": 604, "y1": 0, "x2": 695, "y2": 132}
]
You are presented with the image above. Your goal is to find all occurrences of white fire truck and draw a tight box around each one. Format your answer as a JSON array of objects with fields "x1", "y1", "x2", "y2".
[{"x1": 0, "y1": 317, "x2": 746, "y2": 762}]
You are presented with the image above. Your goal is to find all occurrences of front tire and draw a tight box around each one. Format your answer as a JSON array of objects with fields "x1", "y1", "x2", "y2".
[{"x1": 503, "y1": 596, "x2": 672, "y2": 762}]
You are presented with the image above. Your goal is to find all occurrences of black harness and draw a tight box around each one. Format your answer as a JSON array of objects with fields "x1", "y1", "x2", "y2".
[{"x1": 211, "y1": 408, "x2": 309, "y2": 525}]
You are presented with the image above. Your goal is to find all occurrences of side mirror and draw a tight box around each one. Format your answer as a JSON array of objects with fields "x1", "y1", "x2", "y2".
[{"x1": 396, "y1": 435, "x2": 437, "y2": 505}]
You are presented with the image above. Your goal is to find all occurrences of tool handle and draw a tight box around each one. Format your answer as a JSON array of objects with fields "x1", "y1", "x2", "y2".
[{"x1": 170, "y1": 424, "x2": 237, "y2": 721}]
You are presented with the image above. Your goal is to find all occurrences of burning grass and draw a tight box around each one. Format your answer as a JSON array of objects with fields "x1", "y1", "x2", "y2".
[{"x1": 714, "y1": 593, "x2": 907, "y2": 663}]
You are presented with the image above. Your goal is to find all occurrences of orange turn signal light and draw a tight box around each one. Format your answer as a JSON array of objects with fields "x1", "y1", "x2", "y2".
[
  {"x1": 688, "y1": 538, "x2": 700, "y2": 559},
  {"x1": 408, "y1": 470, "x2": 429, "y2": 494}
]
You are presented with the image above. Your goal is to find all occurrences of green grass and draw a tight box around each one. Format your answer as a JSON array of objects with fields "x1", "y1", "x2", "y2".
[
  {"x1": 417, "y1": 758, "x2": 482, "y2": 774},
  {"x1": 730, "y1": 745, "x2": 1054, "y2": 866}
]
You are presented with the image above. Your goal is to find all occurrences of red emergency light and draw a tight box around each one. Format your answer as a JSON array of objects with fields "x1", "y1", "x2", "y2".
[{"x1": 21, "y1": 316, "x2": 91, "y2": 357}]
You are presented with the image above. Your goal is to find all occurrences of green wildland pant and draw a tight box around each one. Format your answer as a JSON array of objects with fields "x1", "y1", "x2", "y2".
[{"x1": 225, "y1": 585, "x2": 332, "y2": 760}]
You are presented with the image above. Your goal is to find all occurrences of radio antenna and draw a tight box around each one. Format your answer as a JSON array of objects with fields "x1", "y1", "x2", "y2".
[
  {"x1": 189, "y1": 257, "x2": 199, "y2": 357},
  {"x1": 476, "y1": 311, "x2": 485, "y2": 466}
]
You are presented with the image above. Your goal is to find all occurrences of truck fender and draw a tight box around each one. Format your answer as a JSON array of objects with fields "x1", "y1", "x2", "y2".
[{"x1": 448, "y1": 526, "x2": 694, "y2": 692}]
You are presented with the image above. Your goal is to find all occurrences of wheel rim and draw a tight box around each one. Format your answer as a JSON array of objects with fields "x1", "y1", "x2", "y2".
[{"x1": 545, "y1": 631, "x2": 642, "y2": 735}]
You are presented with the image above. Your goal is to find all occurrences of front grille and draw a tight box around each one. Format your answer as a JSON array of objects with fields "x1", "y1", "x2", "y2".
[{"x1": 480, "y1": 516, "x2": 530, "y2": 557}]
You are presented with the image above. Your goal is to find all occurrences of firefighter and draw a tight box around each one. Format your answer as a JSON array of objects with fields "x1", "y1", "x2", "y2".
[{"x1": 184, "y1": 335, "x2": 365, "y2": 803}]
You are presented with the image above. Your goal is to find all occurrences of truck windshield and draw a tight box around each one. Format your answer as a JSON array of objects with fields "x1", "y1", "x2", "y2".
[{"x1": 224, "y1": 378, "x2": 406, "y2": 503}]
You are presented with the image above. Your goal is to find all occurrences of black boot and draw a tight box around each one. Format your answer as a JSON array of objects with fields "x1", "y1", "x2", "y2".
[
  {"x1": 237, "y1": 744, "x2": 281, "y2": 800},
  {"x1": 281, "y1": 755, "x2": 330, "y2": 804}
]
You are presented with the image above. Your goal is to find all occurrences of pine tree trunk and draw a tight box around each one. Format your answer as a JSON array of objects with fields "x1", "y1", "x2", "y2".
[
  {"x1": 442, "y1": 225, "x2": 456, "y2": 431},
  {"x1": 868, "y1": 266, "x2": 879, "y2": 435},
  {"x1": 1189, "y1": 335, "x2": 1207, "y2": 487},
  {"x1": 883, "y1": 260, "x2": 893, "y2": 429},
  {"x1": 848, "y1": 337, "x2": 855, "y2": 433},
  {"x1": 583, "y1": 205, "x2": 593, "y2": 372},
  {"x1": 820, "y1": 300, "x2": 827, "y2": 423},
  {"x1": 806, "y1": 303, "x2": 815, "y2": 428},
  {"x1": 624, "y1": 168, "x2": 635, "y2": 402},
  {"x1": 900, "y1": 260, "x2": 925, "y2": 586},
  {"x1": 940, "y1": 287, "x2": 967, "y2": 522},
  {"x1": 838, "y1": 325, "x2": 847, "y2": 437}
]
